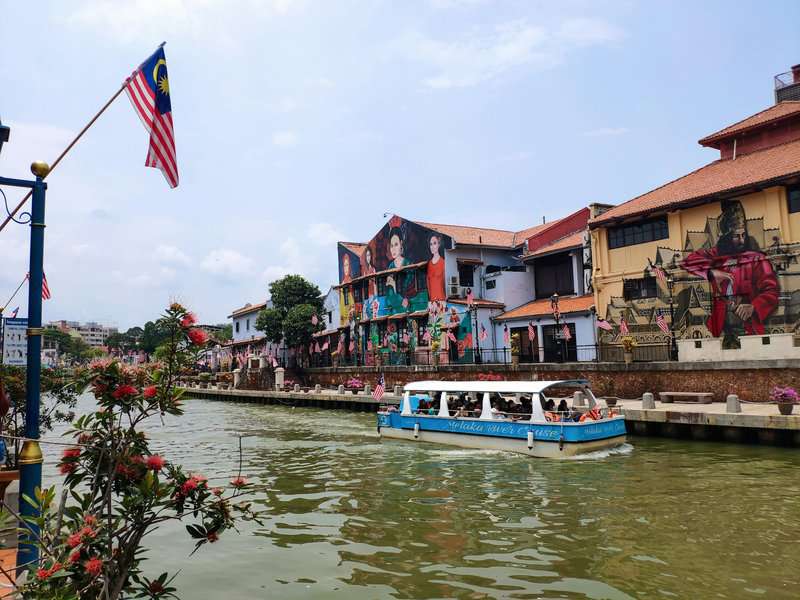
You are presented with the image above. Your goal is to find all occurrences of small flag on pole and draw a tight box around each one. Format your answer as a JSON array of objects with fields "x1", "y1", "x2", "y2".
[
  {"x1": 503, "y1": 324, "x2": 510, "y2": 345},
  {"x1": 311, "y1": 314, "x2": 318, "y2": 326},
  {"x1": 561, "y1": 323, "x2": 572, "y2": 341},
  {"x1": 125, "y1": 45, "x2": 179, "y2": 188},
  {"x1": 655, "y1": 309, "x2": 671, "y2": 335},
  {"x1": 527, "y1": 321, "x2": 536, "y2": 342},
  {"x1": 447, "y1": 330, "x2": 457, "y2": 343},
  {"x1": 479, "y1": 324, "x2": 488, "y2": 342},
  {"x1": 619, "y1": 317, "x2": 629, "y2": 335},
  {"x1": 10, "y1": 307, "x2": 18, "y2": 318},
  {"x1": 597, "y1": 317, "x2": 613, "y2": 331},
  {"x1": 321, "y1": 340, "x2": 329, "y2": 351},
  {"x1": 373, "y1": 373, "x2": 385, "y2": 402},
  {"x1": 42, "y1": 272, "x2": 51, "y2": 300}
]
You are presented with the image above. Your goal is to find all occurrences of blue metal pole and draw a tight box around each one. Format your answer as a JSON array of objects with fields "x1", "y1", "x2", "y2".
[{"x1": 18, "y1": 167, "x2": 47, "y2": 571}]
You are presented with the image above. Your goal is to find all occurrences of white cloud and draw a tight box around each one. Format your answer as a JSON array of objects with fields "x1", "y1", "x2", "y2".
[
  {"x1": 307, "y1": 222, "x2": 345, "y2": 246},
  {"x1": 200, "y1": 248, "x2": 254, "y2": 278},
  {"x1": 1, "y1": 121, "x2": 75, "y2": 180},
  {"x1": 154, "y1": 244, "x2": 191, "y2": 266},
  {"x1": 272, "y1": 131, "x2": 298, "y2": 147},
  {"x1": 583, "y1": 127, "x2": 629, "y2": 137},
  {"x1": 396, "y1": 17, "x2": 623, "y2": 89}
]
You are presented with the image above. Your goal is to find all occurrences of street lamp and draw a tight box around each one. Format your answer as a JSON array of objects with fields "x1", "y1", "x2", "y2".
[
  {"x1": 1, "y1": 126, "x2": 50, "y2": 569},
  {"x1": 550, "y1": 293, "x2": 563, "y2": 362},
  {"x1": 666, "y1": 275, "x2": 678, "y2": 361},
  {"x1": 468, "y1": 292, "x2": 481, "y2": 364}
]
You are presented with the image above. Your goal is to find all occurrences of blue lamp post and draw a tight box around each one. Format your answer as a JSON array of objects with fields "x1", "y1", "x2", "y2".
[{"x1": 0, "y1": 119, "x2": 49, "y2": 570}]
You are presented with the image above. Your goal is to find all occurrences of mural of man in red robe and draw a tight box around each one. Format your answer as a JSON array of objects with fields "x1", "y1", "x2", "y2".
[{"x1": 682, "y1": 200, "x2": 779, "y2": 346}]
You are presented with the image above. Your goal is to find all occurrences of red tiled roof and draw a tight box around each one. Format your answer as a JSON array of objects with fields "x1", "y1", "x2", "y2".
[
  {"x1": 447, "y1": 297, "x2": 505, "y2": 309},
  {"x1": 416, "y1": 221, "x2": 549, "y2": 249},
  {"x1": 590, "y1": 139, "x2": 800, "y2": 226},
  {"x1": 227, "y1": 302, "x2": 266, "y2": 318},
  {"x1": 699, "y1": 102, "x2": 800, "y2": 147},
  {"x1": 525, "y1": 231, "x2": 584, "y2": 258},
  {"x1": 494, "y1": 294, "x2": 594, "y2": 321}
]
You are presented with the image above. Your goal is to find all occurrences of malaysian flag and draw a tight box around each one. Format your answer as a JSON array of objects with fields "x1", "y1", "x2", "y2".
[
  {"x1": 337, "y1": 336, "x2": 344, "y2": 354},
  {"x1": 466, "y1": 288, "x2": 474, "y2": 306},
  {"x1": 596, "y1": 318, "x2": 613, "y2": 331},
  {"x1": 561, "y1": 323, "x2": 572, "y2": 341},
  {"x1": 479, "y1": 324, "x2": 488, "y2": 342},
  {"x1": 41, "y1": 272, "x2": 51, "y2": 300},
  {"x1": 655, "y1": 309, "x2": 671, "y2": 334},
  {"x1": 503, "y1": 324, "x2": 510, "y2": 345},
  {"x1": 125, "y1": 45, "x2": 179, "y2": 188},
  {"x1": 447, "y1": 330, "x2": 457, "y2": 343},
  {"x1": 311, "y1": 314, "x2": 318, "y2": 326},
  {"x1": 619, "y1": 317, "x2": 629, "y2": 335},
  {"x1": 9, "y1": 307, "x2": 18, "y2": 318},
  {"x1": 372, "y1": 373, "x2": 385, "y2": 402},
  {"x1": 527, "y1": 321, "x2": 536, "y2": 342},
  {"x1": 321, "y1": 340, "x2": 329, "y2": 351}
]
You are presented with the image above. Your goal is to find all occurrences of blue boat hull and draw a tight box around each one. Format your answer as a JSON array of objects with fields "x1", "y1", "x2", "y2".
[{"x1": 377, "y1": 412, "x2": 627, "y2": 458}]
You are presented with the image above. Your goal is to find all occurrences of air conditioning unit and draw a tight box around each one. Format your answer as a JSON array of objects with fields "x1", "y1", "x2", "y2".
[
  {"x1": 457, "y1": 286, "x2": 468, "y2": 299},
  {"x1": 448, "y1": 276, "x2": 459, "y2": 286},
  {"x1": 449, "y1": 285, "x2": 460, "y2": 297}
]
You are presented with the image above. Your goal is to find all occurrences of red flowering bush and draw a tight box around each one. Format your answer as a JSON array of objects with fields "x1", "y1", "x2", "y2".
[
  {"x1": 17, "y1": 304, "x2": 260, "y2": 600},
  {"x1": 186, "y1": 328, "x2": 209, "y2": 346}
]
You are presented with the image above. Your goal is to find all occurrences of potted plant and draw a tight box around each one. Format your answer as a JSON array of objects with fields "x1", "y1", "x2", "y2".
[
  {"x1": 770, "y1": 385, "x2": 799, "y2": 415},
  {"x1": 431, "y1": 339, "x2": 441, "y2": 367},
  {"x1": 198, "y1": 372, "x2": 211, "y2": 389},
  {"x1": 510, "y1": 333, "x2": 520, "y2": 367},
  {"x1": 621, "y1": 336, "x2": 637, "y2": 364}
]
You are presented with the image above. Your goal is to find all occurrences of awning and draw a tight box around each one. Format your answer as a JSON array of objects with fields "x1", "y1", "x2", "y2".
[
  {"x1": 457, "y1": 258, "x2": 483, "y2": 266},
  {"x1": 388, "y1": 313, "x2": 408, "y2": 320}
]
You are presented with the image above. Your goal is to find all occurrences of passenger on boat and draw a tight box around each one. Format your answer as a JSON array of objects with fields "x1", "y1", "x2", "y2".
[{"x1": 557, "y1": 399, "x2": 569, "y2": 414}]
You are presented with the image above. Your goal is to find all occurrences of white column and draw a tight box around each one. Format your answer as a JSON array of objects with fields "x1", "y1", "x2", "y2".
[
  {"x1": 480, "y1": 392, "x2": 494, "y2": 420},
  {"x1": 401, "y1": 391, "x2": 412, "y2": 415},
  {"x1": 437, "y1": 391, "x2": 449, "y2": 417},
  {"x1": 537, "y1": 324, "x2": 545, "y2": 363}
]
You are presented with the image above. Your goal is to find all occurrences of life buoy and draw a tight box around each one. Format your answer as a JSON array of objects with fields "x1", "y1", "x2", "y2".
[{"x1": 545, "y1": 411, "x2": 560, "y2": 422}]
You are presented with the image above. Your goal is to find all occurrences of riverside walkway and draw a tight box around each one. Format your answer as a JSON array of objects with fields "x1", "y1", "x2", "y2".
[{"x1": 182, "y1": 385, "x2": 800, "y2": 446}]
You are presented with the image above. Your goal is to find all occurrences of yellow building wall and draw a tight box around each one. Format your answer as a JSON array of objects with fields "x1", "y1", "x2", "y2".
[{"x1": 592, "y1": 186, "x2": 794, "y2": 337}]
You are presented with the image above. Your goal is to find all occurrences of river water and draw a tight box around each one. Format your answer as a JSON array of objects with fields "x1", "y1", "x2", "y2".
[{"x1": 45, "y1": 396, "x2": 800, "y2": 599}]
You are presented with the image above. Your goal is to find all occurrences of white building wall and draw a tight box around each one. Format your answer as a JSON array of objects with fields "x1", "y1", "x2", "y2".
[
  {"x1": 491, "y1": 312, "x2": 596, "y2": 362},
  {"x1": 323, "y1": 288, "x2": 340, "y2": 330},
  {"x1": 232, "y1": 308, "x2": 263, "y2": 342}
]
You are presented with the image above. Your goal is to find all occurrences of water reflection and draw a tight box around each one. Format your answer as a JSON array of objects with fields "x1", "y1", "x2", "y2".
[{"x1": 46, "y1": 397, "x2": 800, "y2": 599}]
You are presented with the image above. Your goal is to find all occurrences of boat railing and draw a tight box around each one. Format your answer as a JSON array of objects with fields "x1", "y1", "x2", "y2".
[{"x1": 382, "y1": 406, "x2": 620, "y2": 421}]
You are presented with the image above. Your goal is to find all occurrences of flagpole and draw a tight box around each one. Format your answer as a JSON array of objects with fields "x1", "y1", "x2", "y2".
[
  {"x1": 2, "y1": 274, "x2": 28, "y2": 311},
  {"x1": 0, "y1": 42, "x2": 167, "y2": 235}
]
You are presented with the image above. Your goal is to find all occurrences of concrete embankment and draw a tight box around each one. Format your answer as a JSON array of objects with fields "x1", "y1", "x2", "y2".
[{"x1": 183, "y1": 386, "x2": 800, "y2": 447}]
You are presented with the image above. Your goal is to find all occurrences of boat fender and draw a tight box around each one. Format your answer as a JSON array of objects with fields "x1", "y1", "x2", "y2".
[
  {"x1": 413, "y1": 423, "x2": 420, "y2": 439},
  {"x1": 558, "y1": 434, "x2": 565, "y2": 451},
  {"x1": 527, "y1": 431, "x2": 534, "y2": 450}
]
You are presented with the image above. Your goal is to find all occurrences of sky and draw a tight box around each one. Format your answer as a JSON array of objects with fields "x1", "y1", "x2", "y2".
[{"x1": 1, "y1": 0, "x2": 799, "y2": 329}]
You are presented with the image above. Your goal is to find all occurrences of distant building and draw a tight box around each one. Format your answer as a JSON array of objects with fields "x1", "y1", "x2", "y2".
[
  {"x1": 48, "y1": 320, "x2": 118, "y2": 348},
  {"x1": 226, "y1": 300, "x2": 289, "y2": 367}
]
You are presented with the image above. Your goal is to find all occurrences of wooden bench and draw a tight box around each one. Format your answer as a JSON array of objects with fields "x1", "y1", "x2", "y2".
[{"x1": 659, "y1": 391, "x2": 713, "y2": 404}]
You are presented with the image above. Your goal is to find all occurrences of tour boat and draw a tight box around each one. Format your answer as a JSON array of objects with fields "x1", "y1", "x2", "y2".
[{"x1": 377, "y1": 380, "x2": 626, "y2": 458}]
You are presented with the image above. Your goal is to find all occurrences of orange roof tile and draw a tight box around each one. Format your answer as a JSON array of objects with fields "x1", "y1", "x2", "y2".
[
  {"x1": 227, "y1": 302, "x2": 266, "y2": 318},
  {"x1": 416, "y1": 220, "x2": 549, "y2": 248},
  {"x1": 495, "y1": 294, "x2": 594, "y2": 321},
  {"x1": 447, "y1": 297, "x2": 505, "y2": 309},
  {"x1": 525, "y1": 231, "x2": 584, "y2": 258},
  {"x1": 699, "y1": 102, "x2": 800, "y2": 147},
  {"x1": 590, "y1": 139, "x2": 800, "y2": 227}
]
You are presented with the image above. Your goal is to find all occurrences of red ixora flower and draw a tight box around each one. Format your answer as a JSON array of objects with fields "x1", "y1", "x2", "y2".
[
  {"x1": 146, "y1": 455, "x2": 166, "y2": 471},
  {"x1": 67, "y1": 532, "x2": 82, "y2": 548},
  {"x1": 36, "y1": 562, "x2": 62, "y2": 580},
  {"x1": 59, "y1": 462, "x2": 77, "y2": 475},
  {"x1": 187, "y1": 328, "x2": 209, "y2": 346},
  {"x1": 180, "y1": 312, "x2": 197, "y2": 328},
  {"x1": 143, "y1": 385, "x2": 158, "y2": 399},
  {"x1": 230, "y1": 476, "x2": 248, "y2": 488},
  {"x1": 84, "y1": 557, "x2": 103, "y2": 577},
  {"x1": 149, "y1": 581, "x2": 165, "y2": 594},
  {"x1": 181, "y1": 478, "x2": 199, "y2": 495},
  {"x1": 84, "y1": 514, "x2": 98, "y2": 527},
  {"x1": 68, "y1": 550, "x2": 81, "y2": 564},
  {"x1": 62, "y1": 447, "x2": 81, "y2": 459},
  {"x1": 207, "y1": 531, "x2": 219, "y2": 543},
  {"x1": 112, "y1": 384, "x2": 138, "y2": 399}
]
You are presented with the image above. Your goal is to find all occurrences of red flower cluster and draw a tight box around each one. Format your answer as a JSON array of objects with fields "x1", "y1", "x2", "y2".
[
  {"x1": 143, "y1": 385, "x2": 158, "y2": 399},
  {"x1": 84, "y1": 557, "x2": 103, "y2": 577},
  {"x1": 36, "y1": 561, "x2": 62, "y2": 580},
  {"x1": 187, "y1": 328, "x2": 209, "y2": 346},
  {"x1": 180, "y1": 312, "x2": 197, "y2": 328},
  {"x1": 69, "y1": 550, "x2": 81, "y2": 564},
  {"x1": 59, "y1": 462, "x2": 77, "y2": 475},
  {"x1": 176, "y1": 473, "x2": 207, "y2": 497},
  {"x1": 111, "y1": 384, "x2": 138, "y2": 399},
  {"x1": 206, "y1": 531, "x2": 219, "y2": 543},
  {"x1": 146, "y1": 454, "x2": 166, "y2": 471},
  {"x1": 62, "y1": 447, "x2": 81, "y2": 459},
  {"x1": 230, "y1": 476, "x2": 248, "y2": 488}
]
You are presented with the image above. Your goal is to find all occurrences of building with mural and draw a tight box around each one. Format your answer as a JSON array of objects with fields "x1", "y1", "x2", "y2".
[
  {"x1": 325, "y1": 210, "x2": 606, "y2": 366},
  {"x1": 589, "y1": 64, "x2": 800, "y2": 361}
]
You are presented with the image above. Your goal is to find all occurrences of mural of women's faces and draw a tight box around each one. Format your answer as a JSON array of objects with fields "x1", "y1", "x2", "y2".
[
  {"x1": 337, "y1": 245, "x2": 361, "y2": 284},
  {"x1": 426, "y1": 233, "x2": 446, "y2": 302}
]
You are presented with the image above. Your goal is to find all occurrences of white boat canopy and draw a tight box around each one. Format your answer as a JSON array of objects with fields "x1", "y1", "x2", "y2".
[{"x1": 401, "y1": 379, "x2": 595, "y2": 423}]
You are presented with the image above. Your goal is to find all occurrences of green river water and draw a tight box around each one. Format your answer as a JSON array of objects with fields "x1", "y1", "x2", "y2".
[{"x1": 46, "y1": 396, "x2": 800, "y2": 599}]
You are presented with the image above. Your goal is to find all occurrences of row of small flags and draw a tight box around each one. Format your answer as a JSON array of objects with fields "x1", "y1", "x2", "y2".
[{"x1": 597, "y1": 311, "x2": 670, "y2": 335}]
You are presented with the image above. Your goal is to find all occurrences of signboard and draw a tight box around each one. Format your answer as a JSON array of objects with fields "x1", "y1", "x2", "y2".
[{"x1": 2, "y1": 318, "x2": 28, "y2": 366}]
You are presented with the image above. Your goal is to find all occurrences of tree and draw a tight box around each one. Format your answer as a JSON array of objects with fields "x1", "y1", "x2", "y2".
[
  {"x1": 139, "y1": 321, "x2": 168, "y2": 355},
  {"x1": 254, "y1": 275, "x2": 324, "y2": 351},
  {"x1": 212, "y1": 324, "x2": 232, "y2": 343},
  {"x1": 12, "y1": 303, "x2": 260, "y2": 599},
  {"x1": 43, "y1": 329, "x2": 92, "y2": 364}
]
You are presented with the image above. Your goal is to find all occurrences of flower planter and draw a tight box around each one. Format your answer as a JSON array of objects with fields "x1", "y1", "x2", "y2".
[
  {"x1": 778, "y1": 402, "x2": 795, "y2": 415},
  {"x1": 605, "y1": 397, "x2": 619, "y2": 407},
  {"x1": 623, "y1": 352, "x2": 633, "y2": 365}
]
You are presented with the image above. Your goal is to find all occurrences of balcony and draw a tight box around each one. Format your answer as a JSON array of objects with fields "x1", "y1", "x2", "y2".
[{"x1": 775, "y1": 67, "x2": 800, "y2": 102}]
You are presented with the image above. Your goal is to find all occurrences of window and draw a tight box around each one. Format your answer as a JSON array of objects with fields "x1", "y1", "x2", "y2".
[
  {"x1": 608, "y1": 216, "x2": 669, "y2": 249},
  {"x1": 377, "y1": 277, "x2": 387, "y2": 296},
  {"x1": 327, "y1": 311, "x2": 333, "y2": 324},
  {"x1": 486, "y1": 279, "x2": 496, "y2": 290},
  {"x1": 353, "y1": 285, "x2": 362, "y2": 303},
  {"x1": 235, "y1": 322, "x2": 240, "y2": 333},
  {"x1": 458, "y1": 264, "x2": 474, "y2": 287},
  {"x1": 246, "y1": 319, "x2": 250, "y2": 331},
  {"x1": 343, "y1": 287, "x2": 350, "y2": 306},
  {"x1": 788, "y1": 186, "x2": 800, "y2": 213},
  {"x1": 623, "y1": 276, "x2": 658, "y2": 300},
  {"x1": 534, "y1": 253, "x2": 574, "y2": 299}
]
